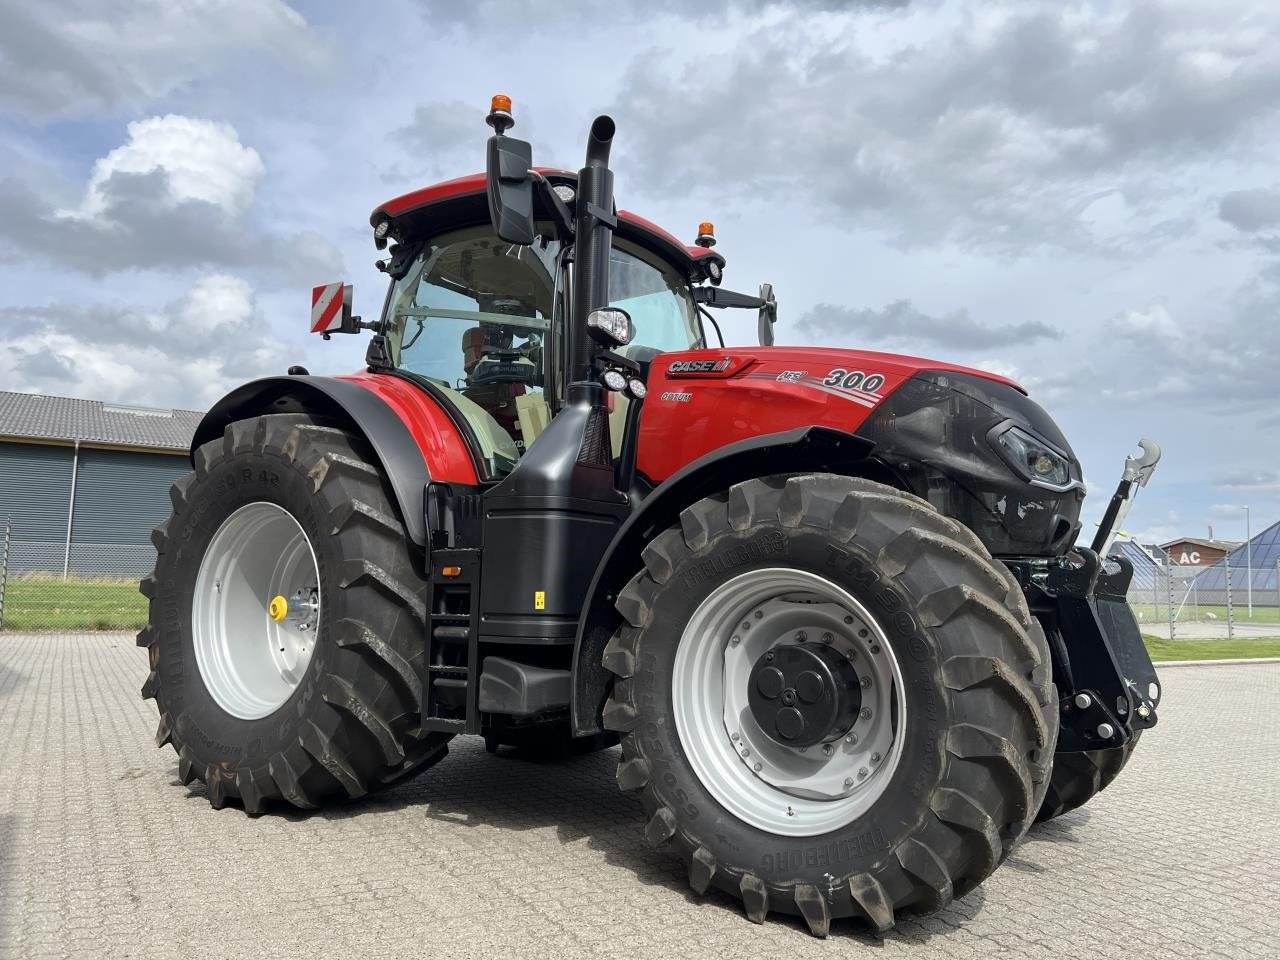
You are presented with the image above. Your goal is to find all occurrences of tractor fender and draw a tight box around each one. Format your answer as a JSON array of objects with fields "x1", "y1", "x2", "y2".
[
  {"x1": 191, "y1": 374, "x2": 478, "y2": 547},
  {"x1": 570, "y1": 425, "x2": 877, "y2": 735}
]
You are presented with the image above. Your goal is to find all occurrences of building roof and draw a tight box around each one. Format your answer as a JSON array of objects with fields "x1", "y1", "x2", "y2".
[
  {"x1": 0, "y1": 390, "x2": 203, "y2": 452},
  {"x1": 1159, "y1": 537, "x2": 1242, "y2": 552}
]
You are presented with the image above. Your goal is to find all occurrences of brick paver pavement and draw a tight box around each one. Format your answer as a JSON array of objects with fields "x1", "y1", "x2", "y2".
[{"x1": 1, "y1": 633, "x2": 1277, "y2": 958}]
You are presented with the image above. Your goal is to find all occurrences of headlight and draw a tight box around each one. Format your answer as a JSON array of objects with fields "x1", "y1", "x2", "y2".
[
  {"x1": 586, "y1": 307, "x2": 634, "y2": 347},
  {"x1": 991, "y1": 424, "x2": 1073, "y2": 489}
]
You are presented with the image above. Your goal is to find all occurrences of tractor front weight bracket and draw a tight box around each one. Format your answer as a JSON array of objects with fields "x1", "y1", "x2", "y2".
[{"x1": 1008, "y1": 549, "x2": 1161, "y2": 754}]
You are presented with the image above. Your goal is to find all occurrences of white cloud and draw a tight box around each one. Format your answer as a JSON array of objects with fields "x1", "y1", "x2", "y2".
[
  {"x1": 0, "y1": 276, "x2": 285, "y2": 409},
  {"x1": 69, "y1": 116, "x2": 265, "y2": 219},
  {"x1": 0, "y1": 1, "x2": 324, "y2": 118},
  {"x1": 0, "y1": 115, "x2": 341, "y2": 282}
]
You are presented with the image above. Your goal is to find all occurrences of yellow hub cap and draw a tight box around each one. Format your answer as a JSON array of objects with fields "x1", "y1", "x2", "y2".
[{"x1": 268, "y1": 595, "x2": 288, "y2": 622}]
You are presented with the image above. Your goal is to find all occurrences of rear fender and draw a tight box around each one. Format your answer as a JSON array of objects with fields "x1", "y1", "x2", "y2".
[
  {"x1": 570, "y1": 426, "x2": 876, "y2": 735},
  {"x1": 192, "y1": 374, "x2": 479, "y2": 547}
]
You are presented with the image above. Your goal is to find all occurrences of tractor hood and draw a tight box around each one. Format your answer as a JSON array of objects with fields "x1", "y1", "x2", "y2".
[{"x1": 636, "y1": 345, "x2": 1082, "y2": 556}]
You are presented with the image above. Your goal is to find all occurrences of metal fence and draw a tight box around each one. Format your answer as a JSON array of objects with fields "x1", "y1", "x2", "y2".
[
  {"x1": 1119, "y1": 541, "x2": 1280, "y2": 642},
  {"x1": 0, "y1": 517, "x2": 150, "y2": 630}
]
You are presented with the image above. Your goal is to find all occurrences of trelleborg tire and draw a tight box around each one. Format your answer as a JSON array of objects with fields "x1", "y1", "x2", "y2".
[
  {"x1": 1035, "y1": 733, "x2": 1141, "y2": 823},
  {"x1": 602, "y1": 474, "x2": 1058, "y2": 936},
  {"x1": 138, "y1": 414, "x2": 451, "y2": 813}
]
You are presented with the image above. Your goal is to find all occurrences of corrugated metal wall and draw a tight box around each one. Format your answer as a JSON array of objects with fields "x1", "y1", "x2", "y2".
[
  {"x1": 0, "y1": 441, "x2": 189, "y2": 576},
  {"x1": 0, "y1": 442, "x2": 74, "y2": 572},
  {"x1": 71, "y1": 449, "x2": 189, "y2": 543}
]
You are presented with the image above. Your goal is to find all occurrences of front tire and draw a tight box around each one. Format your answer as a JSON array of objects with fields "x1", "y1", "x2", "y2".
[
  {"x1": 602, "y1": 475, "x2": 1057, "y2": 936},
  {"x1": 1035, "y1": 734, "x2": 1141, "y2": 822},
  {"x1": 138, "y1": 415, "x2": 451, "y2": 812}
]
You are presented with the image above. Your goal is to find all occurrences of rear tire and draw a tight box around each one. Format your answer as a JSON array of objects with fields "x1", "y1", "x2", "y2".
[
  {"x1": 138, "y1": 414, "x2": 451, "y2": 813},
  {"x1": 1035, "y1": 734, "x2": 1141, "y2": 823},
  {"x1": 602, "y1": 475, "x2": 1058, "y2": 936}
]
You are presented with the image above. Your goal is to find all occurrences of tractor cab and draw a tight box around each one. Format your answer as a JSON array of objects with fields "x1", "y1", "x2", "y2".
[{"x1": 369, "y1": 204, "x2": 708, "y2": 478}]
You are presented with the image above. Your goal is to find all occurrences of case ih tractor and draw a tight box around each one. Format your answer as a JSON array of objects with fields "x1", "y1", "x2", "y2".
[{"x1": 139, "y1": 97, "x2": 1163, "y2": 936}]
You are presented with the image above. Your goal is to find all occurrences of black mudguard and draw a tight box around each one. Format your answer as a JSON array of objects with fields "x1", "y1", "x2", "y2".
[
  {"x1": 569, "y1": 425, "x2": 876, "y2": 736},
  {"x1": 1019, "y1": 550, "x2": 1161, "y2": 753},
  {"x1": 191, "y1": 375, "x2": 433, "y2": 546}
]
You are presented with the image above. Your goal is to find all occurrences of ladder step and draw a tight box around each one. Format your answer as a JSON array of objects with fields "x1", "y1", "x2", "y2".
[{"x1": 432, "y1": 624, "x2": 470, "y2": 641}]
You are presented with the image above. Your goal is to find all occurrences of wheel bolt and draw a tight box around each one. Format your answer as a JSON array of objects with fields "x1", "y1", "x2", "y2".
[
  {"x1": 742, "y1": 748, "x2": 750, "y2": 757},
  {"x1": 860, "y1": 676, "x2": 872, "y2": 689},
  {"x1": 795, "y1": 630, "x2": 807, "y2": 642},
  {"x1": 858, "y1": 628, "x2": 868, "y2": 638},
  {"x1": 846, "y1": 734, "x2": 858, "y2": 745},
  {"x1": 765, "y1": 652, "x2": 774, "y2": 661},
  {"x1": 731, "y1": 732, "x2": 740, "y2": 742},
  {"x1": 870, "y1": 644, "x2": 881, "y2": 654},
  {"x1": 860, "y1": 708, "x2": 872, "y2": 720},
  {"x1": 754, "y1": 763, "x2": 762, "y2": 772},
  {"x1": 858, "y1": 767, "x2": 869, "y2": 779},
  {"x1": 844, "y1": 777, "x2": 855, "y2": 788},
  {"x1": 742, "y1": 621, "x2": 751, "y2": 631},
  {"x1": 871, "y1": 752, "x2": 881, "y2": 763},
  {"x1": 822, "y1": 744, "x2": 834, "y2": 757},
  {"x1": 730, "y1": 635, "x2": 740, "y2": 646},
  {"x1": 822, "y1": 632, "x2": 833, "y2": 644},
  {"x1": 844, "y1": 616, "x2": 854, "y2": 624},
  {"x1": 754, "y1": 611, "x2": 763, "y2": 620}
]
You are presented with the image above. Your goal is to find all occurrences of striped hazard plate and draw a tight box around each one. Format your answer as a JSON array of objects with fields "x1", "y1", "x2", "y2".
[{"x1": 311, "y1": 282, "x2": 349, "y2": 333}]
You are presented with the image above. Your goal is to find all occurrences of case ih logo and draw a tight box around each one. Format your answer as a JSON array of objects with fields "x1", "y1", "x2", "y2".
[{"x1": 667, "y1": 358, "x2": 733, "y2": 376}]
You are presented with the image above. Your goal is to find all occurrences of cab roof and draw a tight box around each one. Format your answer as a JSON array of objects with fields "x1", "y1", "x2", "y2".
[{"x1": 371, "y1": 169, "x2": 725, "y2": 284}]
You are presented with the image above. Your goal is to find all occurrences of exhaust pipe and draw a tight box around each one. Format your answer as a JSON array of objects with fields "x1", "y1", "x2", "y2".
[{"x1": 571, "y1": 116, "x2": 617, "y2": 389}]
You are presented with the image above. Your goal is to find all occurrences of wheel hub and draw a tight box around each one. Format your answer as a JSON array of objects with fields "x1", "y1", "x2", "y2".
[
  {"x1": 673, "y1": 569, "x2": 907, "y2": 837},
  {"x1": 747, "y1": 643, "x2": 860, "y2": 748},
  {"x1": 191, "y1": 501, "x2": 322, "y2": 721}
]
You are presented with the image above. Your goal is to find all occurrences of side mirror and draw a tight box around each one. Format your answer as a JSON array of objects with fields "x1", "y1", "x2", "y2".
[
  {"x1": 485, "y1": 135, "x2": 536, "y2": 244},
  {"x1": 757, "y1": 283, "x2": 777, "y2": 346}
]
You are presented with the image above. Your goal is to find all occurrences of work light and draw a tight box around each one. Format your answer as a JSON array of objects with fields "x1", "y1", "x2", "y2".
[{"x1": 586, "y1": 307, "x2": 634, "y2": 347}]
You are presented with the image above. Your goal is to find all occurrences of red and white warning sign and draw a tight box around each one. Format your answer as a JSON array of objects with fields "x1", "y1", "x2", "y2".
[{"x1": 311, "y1": 282, "x2": 349, "y2": 333}]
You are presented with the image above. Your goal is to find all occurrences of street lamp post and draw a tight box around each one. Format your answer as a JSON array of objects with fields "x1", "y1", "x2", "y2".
[{"x1": 1243, "y1": 505, "x2": 1252, "y2": 618}]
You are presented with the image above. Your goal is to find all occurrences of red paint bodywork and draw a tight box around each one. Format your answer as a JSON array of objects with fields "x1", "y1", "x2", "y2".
[
  {"x1": 336, "y1": 373, "x2": 480, "y2": 485},
  {"x1": 376, "y1": 171, "x2": 664, "y2": 240},
  {"x1": 637, "y1": 346, "x2": 1023, "y2": 483}
]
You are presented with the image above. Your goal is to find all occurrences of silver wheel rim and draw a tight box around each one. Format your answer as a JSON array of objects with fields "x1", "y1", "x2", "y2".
[
  {"x1": 672, "y1": 567, "x2": 906, "y2": 837},
  {"x1": 192, "y1": 502, "x2": 322, "y2": 720}
]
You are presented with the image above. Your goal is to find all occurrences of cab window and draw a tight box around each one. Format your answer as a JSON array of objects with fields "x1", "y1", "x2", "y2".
[
  {"x1": 609, "y1": 238, "x2": 702, "y2": 354},
  {"x1": 384, "y1": 225, "x2": 558, "y2": 478}
]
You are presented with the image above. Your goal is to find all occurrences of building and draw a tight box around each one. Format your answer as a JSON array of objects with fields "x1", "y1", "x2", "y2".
[
  {"x1": 0, "y1": 391, "x2": 202, "y2": 578},
  {"x1": 1191, "y1": 521, "x2": 1280, "y2": 602},
  {"x1": 1158, "y1": 537, "x2": 1241, "y2": 567}
]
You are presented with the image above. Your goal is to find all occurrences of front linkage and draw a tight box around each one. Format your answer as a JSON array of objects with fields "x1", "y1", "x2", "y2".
[{"x1": 1010, "y1": 549, "x2": 1161, "y2": 753}]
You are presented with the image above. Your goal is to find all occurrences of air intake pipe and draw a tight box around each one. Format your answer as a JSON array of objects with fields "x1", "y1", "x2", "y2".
[{"x1": 570, "y1": 116, "x2": 616, "y2": 391}]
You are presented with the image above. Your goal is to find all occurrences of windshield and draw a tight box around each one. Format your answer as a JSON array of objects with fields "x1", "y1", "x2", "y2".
[
  {"x1": 383, "y1": 224, "x2": 701, "y2": 478},
  {"x1": 608, "y1": 238, "x2": 702, "y2": 354}
]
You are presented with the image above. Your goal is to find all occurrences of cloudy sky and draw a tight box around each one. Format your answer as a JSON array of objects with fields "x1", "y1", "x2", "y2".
[{"x1": 1, "y1": 0, "x2": 1277, "y2": 545}]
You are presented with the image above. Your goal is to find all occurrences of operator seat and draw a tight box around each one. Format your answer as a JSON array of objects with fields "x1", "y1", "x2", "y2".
[{"x1": 461, "y1": 327, "x2": 524, "y2": 438}]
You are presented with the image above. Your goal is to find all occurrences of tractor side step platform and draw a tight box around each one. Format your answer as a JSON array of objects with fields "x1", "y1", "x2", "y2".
[
  {"x1": 422, "y1": 548, "x2": 482, "y2": 734},
  {"x1": 478, "y1": 657, "x2": 571, "y2": 717}
]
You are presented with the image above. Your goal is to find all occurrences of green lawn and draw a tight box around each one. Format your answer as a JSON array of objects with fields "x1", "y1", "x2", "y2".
[
  {"x1": 1143, "y1": 635, "x2": 1280, "y2": 662},
  {"x1": 0, "y1": 577, "x2": 147, "y2": 631},
  {"x1": 1130, "y1": 603, "x2": 1280, "y2": 624}
]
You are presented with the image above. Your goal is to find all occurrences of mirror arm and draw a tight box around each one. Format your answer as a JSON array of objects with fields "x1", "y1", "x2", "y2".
[{"x1": 694, "y1": 286, "x2": 767, "y2": 309}]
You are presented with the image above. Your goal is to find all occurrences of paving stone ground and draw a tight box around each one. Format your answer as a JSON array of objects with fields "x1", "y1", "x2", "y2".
[{"x1": 0, "y1": 633, "x2": 1277, "y2": 959}]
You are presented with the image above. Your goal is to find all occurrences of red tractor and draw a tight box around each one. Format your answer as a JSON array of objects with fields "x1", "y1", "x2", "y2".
[{"x1": 140, "y1": 97, "x2": 1162, "y2": 936}]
